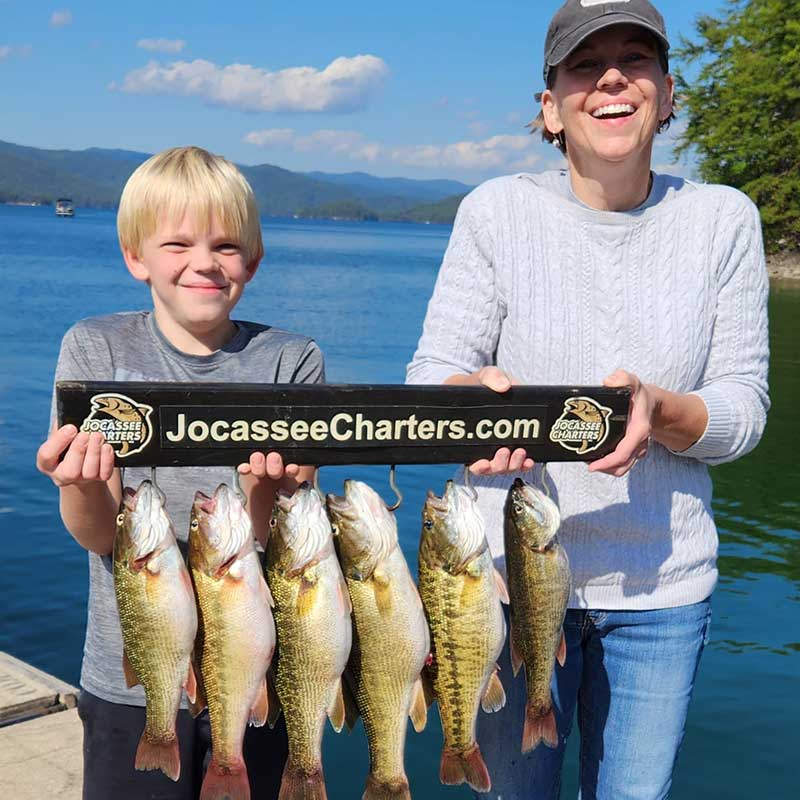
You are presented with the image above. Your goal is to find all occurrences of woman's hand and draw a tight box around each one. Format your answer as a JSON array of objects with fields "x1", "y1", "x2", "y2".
[
  {"x1": 588, "y1": 369, "x2": 654, "y2": 477},
  {"x1": 446, "y1": 367, "x2": 535, "y2": 476},
  {"x1": 36, "y1": 425, "x2": 116, "y2": 487},
  {"x1": 237, "y1": 451, "x2": 303, "y2": 482}
]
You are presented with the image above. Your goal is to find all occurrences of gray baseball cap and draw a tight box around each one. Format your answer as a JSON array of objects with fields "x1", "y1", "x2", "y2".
[{"x1": 543, "y1": 0, "x2": 670, "y2": 84}]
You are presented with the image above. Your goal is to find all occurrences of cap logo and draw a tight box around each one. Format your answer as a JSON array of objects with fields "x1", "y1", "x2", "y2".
[{"x1": 581, "y1": 0, "x2": 630, "y2": 5}]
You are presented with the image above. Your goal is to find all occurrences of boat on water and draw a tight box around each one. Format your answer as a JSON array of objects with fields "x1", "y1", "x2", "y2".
[{"x1": 55, "y1": 198, "x2": 75, "y2": 217}]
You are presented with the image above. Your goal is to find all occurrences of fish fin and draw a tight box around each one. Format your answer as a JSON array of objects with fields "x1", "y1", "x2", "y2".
[
  {"x1": 439, "y1": 745, "x2": 491, "y2": 792},
  {"x1": 337, "y1": 575, "x2": 353, "y2": 616},
  {"x1": 372, "y1": 579, "x2": 393, "y2": 617},
  {"x1": 122, "y1": 649, "x2": 139, "y2": 688},
  {"x1": 200, "y1": 756, "x2": 250, "y2": 800},
  {"x1": 557, "y1": 628, "x2": 567, "y2": 667},
  {"x1": 409, "y1": 675, "x2": 428, "y2": 733},
  {"x1": 249, "y1": 676, "x2": 269, "y2": 727},
  {"x1": 421, "y1": 664, "x2": 437, "y2": 707},
  {"x1": 363, "y1": 774, "x2": 411, "y2": 799},
  {"x1": 296, "y1": 578, "x2": 318, "y2": 617},
  {"x1": 509, "y1": 628, "x2": 523, "y2": 677},
  {"x1": 327, "y1": 677, "x2": 346, "y2": 733},
  {"x1": 493, "y1": 568, "x2": 510, "y2": 604},
  {"x1": 342, "y1": 669, "x2": 361, "y2": 731},
  {"x1": 278, "y1": 761, "x2": 327, "y2": 800},
  {"x1": 135, "y1": 733, "x2": 181, "y2": 781},
  {"x1": 259, "y1": 574, "x2": 275, "y2": 608},
  {"x1": 481, "y1": 668, "x2": 506, "y2": 713},
  {"x1": 266, "y1": 668, "x2": 282, "y2": 728},
  {"x1": 522, "y1": 701, "x2": 558, "y2": 753},
  {"x1": 184, "y1": 662, "x2": 198, "y2": 706}
]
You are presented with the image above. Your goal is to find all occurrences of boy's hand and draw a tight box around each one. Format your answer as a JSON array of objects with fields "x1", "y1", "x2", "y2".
[
  {"x1": 237, "y1": 451, "x2": 302, "y2": 482},
  {"x1": 36, "y1": 425, "x2": 116, "y2": 487}
]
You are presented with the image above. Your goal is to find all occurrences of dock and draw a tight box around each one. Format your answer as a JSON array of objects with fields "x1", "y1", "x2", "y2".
[{"x1": 0, "y1": 652, "x2": 81, "y2": 798}]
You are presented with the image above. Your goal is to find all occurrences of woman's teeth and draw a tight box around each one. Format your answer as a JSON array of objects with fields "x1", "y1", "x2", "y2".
[{"x1": 592, "y1": 103, "x2": 635, "y2": 118}]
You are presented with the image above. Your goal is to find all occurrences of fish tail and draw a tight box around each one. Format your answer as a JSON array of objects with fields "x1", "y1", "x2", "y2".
[
  {"x1": 522, "y1": 700, "x2": 559, "y2": 753},
  {"x1": 278, "y1": 760, "x2": 327, "y2": 800},
  {"x1": 200, "y1": 756, "x2": 250, "y2": 800},
  {"x1": 363, "y1": 773, "x2": 411, "y2": 799},
  {"x1": 135, "y1": 732, "x2": 181, "y2": 781},
  {"x1": 439, "y1": 744, "x2": 491, "y2": 792}
]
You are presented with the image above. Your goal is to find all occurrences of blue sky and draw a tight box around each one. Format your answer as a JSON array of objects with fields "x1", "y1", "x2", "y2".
[{"x1": 1, "y1": 1, "x2": 721, "y2": 183}]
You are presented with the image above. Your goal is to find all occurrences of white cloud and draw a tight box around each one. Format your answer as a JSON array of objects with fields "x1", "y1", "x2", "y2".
[
  {"x1": 137, "y1": 38, "x2": 186, "y2": 54},
  {"x1": 114, "y1": 54, "x2": 389, "y2": 113},
  {"x1": 243, "y1": 128, "x2": 382, "y2": 161},
  {"x1": 243, "y1": 127, "x2": 541, "y2": 173},
  {"x1": 0, "y1": 44, "x2": 31, "y2": 60},
  {"x1": 50, "y1": 9, "x2": 72, "y2": 28}
]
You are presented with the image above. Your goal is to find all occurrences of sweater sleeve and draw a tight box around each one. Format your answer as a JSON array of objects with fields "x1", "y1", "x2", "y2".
[
  {"x1": 406, "y1": 187, "x2": 504, "y2": 385},
  {"x1": 674, "y1": 192, "x2": 770, "y2": 465}
]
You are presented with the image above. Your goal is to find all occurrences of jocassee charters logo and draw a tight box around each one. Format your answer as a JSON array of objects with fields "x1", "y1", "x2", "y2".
[
  {"x1": 549, "y1": 396, "x2": 612, "y2": 455},
  {"x1": 80, "y1": 393, "x2": 154, "y2": 457}
]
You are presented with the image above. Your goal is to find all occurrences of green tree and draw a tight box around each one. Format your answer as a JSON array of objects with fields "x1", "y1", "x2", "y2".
[{"x1": 674, "y1": 0, "x2": 800, "y2": 251}]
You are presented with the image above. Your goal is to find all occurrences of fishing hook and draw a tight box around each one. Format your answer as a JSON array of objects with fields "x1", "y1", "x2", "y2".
[
  {"x1": 463, "y1": 465, "x2": 478, "y2": 501},
  {"x1": 540, "y1": 462, "x2": 552, "y2": 499},
  {"x1": 387, "y1": 464, "x2": 403, "y2": 512},
  {"x1": 232, "y1": 467, "x2": 247, "y2": 507}
]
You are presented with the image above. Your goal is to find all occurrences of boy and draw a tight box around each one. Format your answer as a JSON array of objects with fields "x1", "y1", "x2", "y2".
[{"x1": 35, "y1": 146, "x2": 322, "y2": 799}]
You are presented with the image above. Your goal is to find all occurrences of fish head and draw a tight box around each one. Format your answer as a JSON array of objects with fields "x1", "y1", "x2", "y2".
[
  {"x1": 189, "y1": 483, "x2": 252, "y2": 577},
  {"x1": 116, "y1": 479, "x2": 172, "y2": 565},
  {"x1": 326, "y1": 479, "x2": 398, "y2": 580},
  {"x1": 505, "y1": 478, "x2": 561, "y2": 551},
  {"x1": 421, "y1": 480, "x2": 487, "y2": 573},
  {"x1": 269, "y1": 482, "x2": 333, "y2": 574}
]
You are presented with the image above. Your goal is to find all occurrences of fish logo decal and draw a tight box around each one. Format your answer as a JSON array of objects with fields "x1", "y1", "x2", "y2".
[
  {"x1": 80, "y1": 393, "x2": 154, "y2": 457},
  {"x1": 549, "y1": 396, "x2": 612, "y2": 455}
]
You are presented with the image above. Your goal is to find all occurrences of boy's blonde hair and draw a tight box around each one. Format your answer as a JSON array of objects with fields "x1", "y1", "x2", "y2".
[{"x1": 117, "y1": 146, "x2": 264, "y2": 263}]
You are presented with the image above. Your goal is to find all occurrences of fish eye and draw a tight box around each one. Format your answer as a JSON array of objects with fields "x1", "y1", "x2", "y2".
[
  {"x1": 330, "y1": 523, "x2": 339, "y2": 536},
  {"x1": 190, "y1": 518, "x2": 199, "y2": 531},
  {"x1": 513, "y1": 503, "x2": 523, "y2": 514},
  {"x1": 269, "y1": 516, "x2": 277, "y2": 529},
  {"x1": 423, "y1": 518, "x2": 434, "y2": 530},
  {"x1": 116, "y1": 513, "x2": 125, "y2": 526}
]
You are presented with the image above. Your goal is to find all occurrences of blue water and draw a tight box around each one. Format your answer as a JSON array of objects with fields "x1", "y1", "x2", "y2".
[{"x1": 1, "y1": 205, "x2": 797, "y2": 798}]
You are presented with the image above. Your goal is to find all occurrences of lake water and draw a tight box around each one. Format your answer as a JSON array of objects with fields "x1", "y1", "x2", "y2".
[{"x1": 0, "y1": 205, "x2": 797, "y2": 798}]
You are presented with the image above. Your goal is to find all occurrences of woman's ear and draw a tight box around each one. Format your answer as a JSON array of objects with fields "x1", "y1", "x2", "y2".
[{"x1": 541, "y1": 88, "x2": 563, "y2": 136}]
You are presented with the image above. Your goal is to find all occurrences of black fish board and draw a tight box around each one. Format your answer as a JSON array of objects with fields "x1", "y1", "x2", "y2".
[{"x1": 56, "y1": 381, "x2": 631, "y2": 466}]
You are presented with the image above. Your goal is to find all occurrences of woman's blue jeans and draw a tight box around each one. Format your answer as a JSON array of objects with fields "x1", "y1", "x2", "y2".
[{"x1": 474, "y1": 598, "x2": 712, "y2": 800}]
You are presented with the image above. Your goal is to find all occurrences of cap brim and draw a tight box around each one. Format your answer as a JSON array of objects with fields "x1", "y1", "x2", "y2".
[{"x1": 547, "y1": 13, "x2": 670, "y2": 68}]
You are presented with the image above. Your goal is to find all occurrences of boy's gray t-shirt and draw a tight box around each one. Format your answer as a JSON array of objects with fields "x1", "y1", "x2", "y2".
[{"x1": 50, "y1": 310, "x2": 325, "y2": 706}]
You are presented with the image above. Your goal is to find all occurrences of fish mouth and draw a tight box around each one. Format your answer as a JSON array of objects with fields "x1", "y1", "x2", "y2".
[
  {"x1": 325, "y1": 491, "x2": 354, "y2": 520},
  {"x1": 425, "y1": 488, "x2": 448, "y2": 514},
  {"x1": 194, "y1": 490, "x2": 215, "y2": 514}
]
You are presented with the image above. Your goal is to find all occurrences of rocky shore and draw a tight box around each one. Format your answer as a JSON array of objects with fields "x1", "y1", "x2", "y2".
[{"x1": 767, "y1": 251, "x2": 800, "y2": 282}]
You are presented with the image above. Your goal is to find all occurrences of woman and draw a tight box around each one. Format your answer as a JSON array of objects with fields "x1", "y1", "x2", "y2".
[{"x1": 406, "y1": 1, "x2": 769, "y2": 798}]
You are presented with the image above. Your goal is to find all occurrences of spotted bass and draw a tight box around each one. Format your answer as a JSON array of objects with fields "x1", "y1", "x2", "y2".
[
  {"x1": 113, "y1": 479, "x2": 198, "y2": 781},
  {"x1": 326, "y1": 480, "x2": 430, "y2": 800},
  {"x1": 417, "y1": 481, "x2": 507, "y2": 792},
  {"x1": 504, "y1": 478, "x2": 571, "y2": 752},
  {"x1": 266, "y1": 483, "x2": 352, "y2": 800},
  {"x1": 189, "y1": 483, "x2": 276, "y2": 800}
]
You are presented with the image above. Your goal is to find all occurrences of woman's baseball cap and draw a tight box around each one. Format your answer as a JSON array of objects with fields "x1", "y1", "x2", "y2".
[{"x1": 543, "y1": 0, "x2": 670, "y2": 84}]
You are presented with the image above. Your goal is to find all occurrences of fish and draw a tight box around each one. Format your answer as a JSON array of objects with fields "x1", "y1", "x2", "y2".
[
  {"x1": 417, "y1": 480, "x2": 508, "y2": 792},
  {"x1": 266, "y1": 482, "x2": 353, "y2": 800},
  {"x1": 326, "y1": 480, "x2": 430, "y2": 800},
  {"x1": 188, "y1": 483, "x2": 277, "y2": 800},
  {"x1": 112, "y1": 479, "x2": 198, "y2": 781},
  {"x1": 503, "y1": 477, "x2": 571, "y2": 753}
]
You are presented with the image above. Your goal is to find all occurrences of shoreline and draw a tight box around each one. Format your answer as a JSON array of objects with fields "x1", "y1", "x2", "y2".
[{"x1": 767, "y1": 252, "x2": 800, "y2": 283}]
